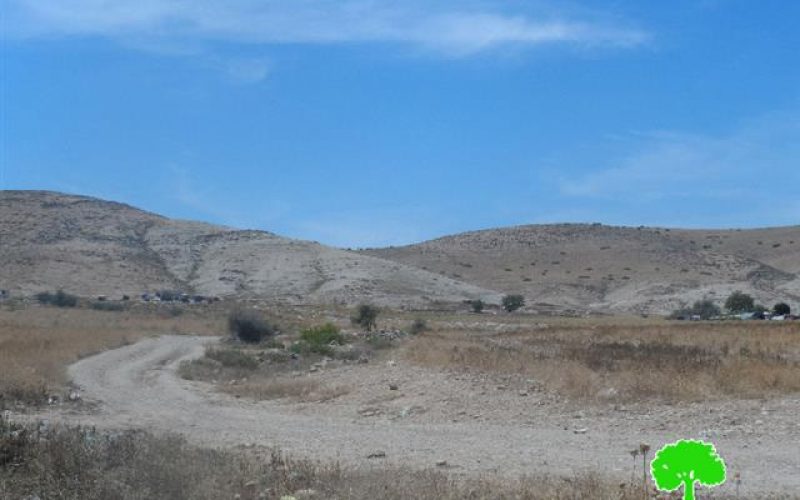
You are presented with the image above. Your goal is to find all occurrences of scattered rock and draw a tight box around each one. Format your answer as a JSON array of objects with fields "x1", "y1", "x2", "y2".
[
  {"x1": 518, "y1": 391, "x2": 528, "y2": 397},
  {"x1": 573, "y1": 428, "x2": 588, "y2": 434},
  {"x1": 389, "y1": 384, "x2": 399, "y2": 391},
  {"x1": 358, "y1": 407, "x2": 382, "y2": 417},
  {"x1": 435, "y1": 459, "x2": 448, "y2": 467},
  {"x1": 68, "y1": 391, "x2": 81, "y2": 402},
  {"x1": 598, "y1": 387, "x2": 618, "y2": 399},
  {"x1": 293, "y1": 489, "x2": 317, "y2": 499},
  {"x1": 367, "y1": 450, "x2": 386, "y2": 459}
]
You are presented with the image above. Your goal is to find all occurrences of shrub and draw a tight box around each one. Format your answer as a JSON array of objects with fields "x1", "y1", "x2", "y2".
[
  {"x1": 501, "y1": 294, "x2": 525, "y2": 312},
  {"x1": 470, "y1": 299, "x2": 485, "y2": 313},
  {"x1": 351, "y1": 304, "x2": 379, "y2": 331},
  {"x1": 691, "y1": 299, "x2": 721, "y2": 320},
  {"x1": 773, "y1": 302, "x2": 791, "y2": 316},
  {"x1": 35, "y1": 290, "x2": 78, "y2": 308},
  {"x1": 228, "y1": 309, "x2": 276, "y2": 344},
  {"x1": 157, "y1": 289, "x2": 182, "y2": 302},
  {"x1": 409, "y1": 318, "x2": 428, "y2": 335},
  {"x1": 300, "y1": 323, "x2": 344, "y2": 348},
  {"x1": 669, "y1": 299, "x2": 720, "y2": 320},
  {"x1": 725, "y1": 291, "x2": 754, "y2": 313}
]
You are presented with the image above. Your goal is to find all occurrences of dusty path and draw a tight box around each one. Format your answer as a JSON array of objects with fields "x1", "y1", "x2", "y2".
[{"x1": 43, "y1": 336, "x2": 800, "y2": 496}]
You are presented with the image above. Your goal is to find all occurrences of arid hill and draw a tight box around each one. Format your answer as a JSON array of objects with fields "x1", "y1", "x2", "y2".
[
  {"x1": 0, "y1": 191, "x2": 499, "y2": 306},
  {"x1": 5, "y1": 191, "x2": 800, "y2": 314},
  {"x1": 363, "y1": 224, "x2": 800, "y2": 314}
]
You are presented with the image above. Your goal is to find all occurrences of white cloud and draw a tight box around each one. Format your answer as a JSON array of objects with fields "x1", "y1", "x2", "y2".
[{"x1": 4, "y1": 0, "x2": 648, "y2": 56}]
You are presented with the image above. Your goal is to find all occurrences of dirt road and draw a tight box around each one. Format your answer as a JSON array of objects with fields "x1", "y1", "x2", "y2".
[{"x1": 44, "y1": 336, "x2": 800, "y2": 496}]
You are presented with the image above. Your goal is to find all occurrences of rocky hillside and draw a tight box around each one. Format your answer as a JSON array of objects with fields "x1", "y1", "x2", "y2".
[
  {"x1": 363, "y1": 224, "x2": 800, "y2": 314},
  {"x1": 0, "y1": 191, "x2": 499, "y2": 307}
]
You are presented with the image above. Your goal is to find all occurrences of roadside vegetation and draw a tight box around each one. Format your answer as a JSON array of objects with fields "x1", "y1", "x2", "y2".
[
  {"x1": 179, "y1": 307, "x2": 410, "y2": 401},
  {"x1": 1, "y1": 414, "x2": 642, "y2": 500}
]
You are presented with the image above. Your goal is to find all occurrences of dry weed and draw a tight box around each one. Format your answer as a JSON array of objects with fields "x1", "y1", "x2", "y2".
[
  {"x1": 0, "y1": 305, "x2": 223, "y2": 405},
  {"x1": 404, "y1": 320, "x2": 800, "y2": 402},
  {"x1": 1, "y1": 414, "x2": 647, "y2": 499}
]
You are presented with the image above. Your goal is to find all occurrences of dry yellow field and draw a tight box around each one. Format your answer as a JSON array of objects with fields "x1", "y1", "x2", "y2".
[{"x1": 0, "y1": 303, "x2": 224, "y2": 404}]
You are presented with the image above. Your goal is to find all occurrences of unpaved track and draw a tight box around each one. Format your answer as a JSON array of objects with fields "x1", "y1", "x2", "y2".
[{"x1": 52, "y1": 336, "x2": 800, "y2": 496}]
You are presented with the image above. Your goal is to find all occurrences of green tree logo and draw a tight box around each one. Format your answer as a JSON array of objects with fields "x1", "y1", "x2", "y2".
[{"x1": 651, "y1": 439, "x2": 726, "y2": 500}]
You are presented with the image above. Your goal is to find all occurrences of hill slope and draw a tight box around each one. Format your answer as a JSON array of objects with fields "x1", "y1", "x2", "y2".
[
  {"x1": 363, "y1": 224, "x2": 800, "y2": 314},
  {"x1": 0, "y1": 191, "x2": 499, "y2": 306}
]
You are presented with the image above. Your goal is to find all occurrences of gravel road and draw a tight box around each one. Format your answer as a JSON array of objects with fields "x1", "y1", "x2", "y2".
[{"x1": 51, "y1": 336, "x2": 800, "y2": 497}]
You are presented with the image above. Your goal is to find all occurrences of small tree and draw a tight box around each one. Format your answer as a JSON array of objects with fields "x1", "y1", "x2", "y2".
[
  {"x1": 651, "y1": 439, "x2": 726, "y2": 500},
  {"x1": 773, "y1": 302, "x2": 791, "y2": 316},
  {"x1": 470, "y1": 299, "x2": 485, "y2": 313},
  {"x1": 36, "y1": 290, "x2": 78, "y2": 308},
  {"x1": 691, "y1": 299, "x2": 721, "y2": 320},
  {"x1": 724, "y1": 291, "x2": 754, "y2": 313},
  {"x1": 351, "y1": 304, "x2": 379, "y2": 332},
  {"x1": 501, "y1": 294, "x2": 525, "y2": 313},
  {"x1": 228, "y1": 309, "x2": 276, "y2": 344}
]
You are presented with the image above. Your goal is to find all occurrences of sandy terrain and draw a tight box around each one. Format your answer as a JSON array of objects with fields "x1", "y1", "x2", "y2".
[{"x1": 25, "y1": 335, "x2": 800, "y2": 497}]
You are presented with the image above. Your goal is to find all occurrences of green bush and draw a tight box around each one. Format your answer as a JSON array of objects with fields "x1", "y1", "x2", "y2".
[
  {"x1": 300, "y1": 323, "x2": 344, "y2": 347},
  {"x1": 351, "y1": 304, "x2": 379, "y2": 331},
  {"x1": 35, "y1": 290, "x2": 78, "y2": 308},
  {"x1": 725, "y1": 291, "x2": 754, "y2": 313},
  {"x1": 470, "y1": 299, "x2": 485, "y2": 313},
  {"x1": 501, "y1": 294, "x2": 525, "y2": 312},
  {"x1": 773, "y1": 302, "x2": 791, "y2": 315},
  {"x1": 228, "y1": 309, "x2": 276, "y2": 344},
  {"x1": 669, "y1": 299, "x2": 720, "y2": 320},
  {"x1": 692, "y1": 299, "x2": 721, "y2": 319}
]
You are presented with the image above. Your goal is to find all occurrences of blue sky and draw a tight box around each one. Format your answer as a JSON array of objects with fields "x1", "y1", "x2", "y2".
[{"x1": 2, "y1": 1, "x2": 799, "y2": 247}]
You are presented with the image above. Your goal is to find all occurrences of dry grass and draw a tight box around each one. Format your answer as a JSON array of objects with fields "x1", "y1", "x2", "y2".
[
  {"x1": 180, "y1": 345, "x2": 352, "y2": 402},
  {"x1": 404, "y1": 320, "x2": 800, "y2": 403},
  {"x1": 1, "y1": 414, "x2": 650, "y2": 500},
  {"x1": 229, "y1": 376, "x2": 350, "y2": 402},
  {"x1": 0, "y1": 304, "x2": 224, "y2": 405}
]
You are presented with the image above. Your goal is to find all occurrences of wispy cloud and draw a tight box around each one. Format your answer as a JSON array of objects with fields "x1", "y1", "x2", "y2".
[
  {"x1": 4, "y1": 0, "x2": 649, "y2": 56},
  {"x1": 559, "y1": 112, "x2": 800, "y2": 202}
]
